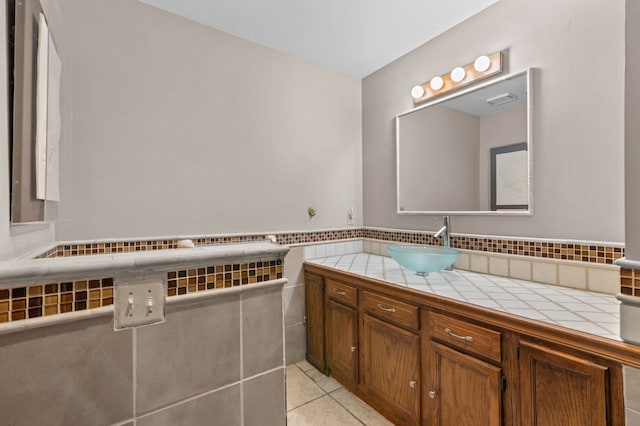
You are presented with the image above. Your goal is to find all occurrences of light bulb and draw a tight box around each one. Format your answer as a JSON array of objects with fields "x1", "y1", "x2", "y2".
[
  {"x1": 430, "y1": 76, "x2": 444, "y2": 91},
  {"x1": 451, "y1": 67, "x2": 466, "y2": 83},
  {"x1": 474, "y1": 55, "x2": 491, "y2": 72},
  {"x1": 411, "y1": 85, "x2": 425, "y2": 99}
]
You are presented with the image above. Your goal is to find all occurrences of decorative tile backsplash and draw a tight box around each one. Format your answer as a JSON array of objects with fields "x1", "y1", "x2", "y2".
[
  {"x1": 363, "y1": 229, "x2": 624, "y2": 265},
  {"x1": 0, "y1": 278, "x2": 115, "y2": 323},
  {"x1": 36, "y1": 228, "x2": 623, "y2": 266},
  {"x1": 0, "y1": 260, "x2": 284, "y2": 324},
  {"x1": 621, "y1": 268, "x2": 640, "y2": 297},
  {"x1": 167, "y1": 260, "x2": 283, "y2": 296},
  {"x1": 36, "y1": 230, "x2": 364, "y2": 259}
]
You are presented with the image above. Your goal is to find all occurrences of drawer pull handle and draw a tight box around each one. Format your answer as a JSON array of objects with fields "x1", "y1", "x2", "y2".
[
  {"x1": 445, "y1": 328, "x2": 474, "y2": 342},
  {"x1": 377, "y1": 304, "x2": 396, "y2": 313},
  {"x1": 333, "y1": 289, "x2": 347, "y2": 296}
]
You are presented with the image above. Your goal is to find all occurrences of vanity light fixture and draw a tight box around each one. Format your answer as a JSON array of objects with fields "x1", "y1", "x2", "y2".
[
  {"x1": 430, "y1": 76, "x2": 444, "y2": 91},
  {"x1": 450, "y1": 67, "x2": 466, "y2": 83},
  {"x1": 411, "y1": 51, "x2": 503, "y2": 106},
  {"x1": 411, "y1": 85, "x2": 426, "y2": 99},
  {"x1": 486, "y1": 92, "x2": 517, "y2": 106}
]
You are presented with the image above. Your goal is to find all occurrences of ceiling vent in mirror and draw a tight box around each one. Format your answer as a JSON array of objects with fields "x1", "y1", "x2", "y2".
[{"x1": 486, "y1": 92, "x2": 517, "y2": 106}]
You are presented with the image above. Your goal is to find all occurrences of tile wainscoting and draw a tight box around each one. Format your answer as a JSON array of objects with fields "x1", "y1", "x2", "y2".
[
  {"x1": 0, "y1": 260, "x2": 283, "y2": 324},
  {"x1": 0, "y1": 280, "x2": 287, "y2": 426}
]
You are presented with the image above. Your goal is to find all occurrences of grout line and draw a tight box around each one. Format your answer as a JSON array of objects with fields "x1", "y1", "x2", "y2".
[
  {"x1": 239, "y1": 292, "x2": 245, "y2": 426},
  {"x1": 132, "y1": 327, "x2": 137, "y2": 425}
]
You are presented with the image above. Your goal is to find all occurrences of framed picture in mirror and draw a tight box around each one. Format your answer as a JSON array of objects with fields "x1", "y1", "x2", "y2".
[{"x1": 490, "y1": 142, "x2": 528, "y2": 210}]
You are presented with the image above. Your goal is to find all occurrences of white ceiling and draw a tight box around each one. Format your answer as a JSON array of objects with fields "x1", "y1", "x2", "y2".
[{"x1": 139, "y1": 0, "x2": 498, "y2": 78}]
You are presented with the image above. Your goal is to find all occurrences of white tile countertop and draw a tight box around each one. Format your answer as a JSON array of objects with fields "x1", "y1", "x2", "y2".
[{"x1": 307, "y1": 253, "x2": 621, "y2": 341}]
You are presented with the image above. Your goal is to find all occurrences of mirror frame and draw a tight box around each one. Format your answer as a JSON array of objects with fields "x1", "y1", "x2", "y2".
[{"x1": 395, "y1": 68, "x2": 533, "y2": 216}]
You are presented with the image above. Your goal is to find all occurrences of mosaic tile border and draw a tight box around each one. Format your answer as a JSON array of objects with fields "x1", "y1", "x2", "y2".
[
  {"x1": 0, "y1": 278, "x2": 114, "y2": 323},
  {"x1": 167, "y1": 260, "x2": 283, "y2": 296},
  {"x1": 35, "y1": 228, "x2": 623, "y2": 266},
  {"x1": 36, "y1": 230, "x2": 364, "y2": 259},
  {"x1": 0, "y1": 259, "x2": 284, "y2": 324},
  {"x1": 362, "y1": 229, "x2": 625, "y2": 265},
  {"x1": 620, "y1": 268, "x2": 640, "y2": 297}
]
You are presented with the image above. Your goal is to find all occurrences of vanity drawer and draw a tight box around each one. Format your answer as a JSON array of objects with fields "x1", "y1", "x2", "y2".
[
  {"x1": 363, "y1": 291, "x2": 419, "y2": 330},
  {"x1": 326, "y1": 279, "x2": 358, "y2": 307},
  {"x1": 430, "y1": 311, "x2": 501, "y2": 363}
]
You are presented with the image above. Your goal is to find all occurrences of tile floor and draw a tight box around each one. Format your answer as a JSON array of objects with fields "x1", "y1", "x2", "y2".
[{"x1": 286, "y1": 360, "x2": 393, "y2": 426}]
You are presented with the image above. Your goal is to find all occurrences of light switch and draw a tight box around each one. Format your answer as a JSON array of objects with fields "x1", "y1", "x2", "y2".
[{"x1": 114, "y1": 275, "x2": 166, "y2": 330}]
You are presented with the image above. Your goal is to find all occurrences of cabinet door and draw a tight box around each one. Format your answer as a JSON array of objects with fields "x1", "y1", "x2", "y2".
[
  {"x1": 305, "y1": 272, "x2": 325, "y2": 372},
  {"x1": 427, "y1": 341, "x2": 502, "y2": 426},
  {"x1": 326, "y1": 299, "x2": 358, "y2": 385},
  {"x1": 519, "y1": 341, "x2": 608, "y2": 426},
  {"x1": 362, "y1": 314, "x2": 420, "y2": 425}
]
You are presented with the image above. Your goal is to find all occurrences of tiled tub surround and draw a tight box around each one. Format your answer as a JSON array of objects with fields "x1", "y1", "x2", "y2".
[
  {"x1": 0, "y1": 279, "x2": 288, "y2": 426},
  {"x1": 307, "y1": 253, "x2": 621, "y2": 340},
  {"x1": 0, "y1": 241, "x2": 287, "y2": 328}
]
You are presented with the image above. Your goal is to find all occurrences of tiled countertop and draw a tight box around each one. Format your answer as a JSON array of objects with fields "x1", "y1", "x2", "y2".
[{"x1": 307, "y1": 253, "x2": 621, "y2": 341}]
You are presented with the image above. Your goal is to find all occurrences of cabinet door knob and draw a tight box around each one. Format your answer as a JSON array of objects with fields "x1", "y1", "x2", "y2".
[
  {"x1": 409, "y1": 380, "x2": 417, "y2": 389},
  {"x1": 428, "y1": 390, "x2": 437, "y2": 399},
  {"x1": 350, "y1": 346, "x2": 357, "y2": 352}
]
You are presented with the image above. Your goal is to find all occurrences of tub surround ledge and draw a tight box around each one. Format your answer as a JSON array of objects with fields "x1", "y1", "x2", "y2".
[{"x1": 0, "y1": 241, "x2": 289, "y2": 287}]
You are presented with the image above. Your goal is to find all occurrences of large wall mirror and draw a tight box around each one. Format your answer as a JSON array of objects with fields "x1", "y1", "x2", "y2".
[
  {"x1": 395, "y1": 68, "x2": 532, "y2": 215},
  {"x1": 7, "y1": 0, "x2": 61, "y2": 224}
]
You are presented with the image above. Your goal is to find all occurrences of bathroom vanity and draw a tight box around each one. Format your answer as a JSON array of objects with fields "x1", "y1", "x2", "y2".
[{"x1": 304, "y1": 254, "x2": 636, "y2": 425}]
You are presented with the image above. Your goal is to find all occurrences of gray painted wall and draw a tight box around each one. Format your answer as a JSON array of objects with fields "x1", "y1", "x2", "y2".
[
  {"x1": 362, "y1": 0, "x2": 625, "y2": 242},
  {"x1": 49, "y1": 0, "x2": 362, "y2": 241},
  {"x1": 626, "y1": 0, "x2": 640, "y2": 259}
]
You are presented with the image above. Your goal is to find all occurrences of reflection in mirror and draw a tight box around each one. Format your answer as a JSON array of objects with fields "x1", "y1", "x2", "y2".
[
  {"x1": 8, "y1": 0, "x2": 60, "y2": 223},
  {"x1": 396, "y1": 69, "x2": 531, "y2": 214}
]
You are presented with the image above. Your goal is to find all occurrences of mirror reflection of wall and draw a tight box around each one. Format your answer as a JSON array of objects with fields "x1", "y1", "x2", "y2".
[
  {"x1": 396, "y1": 70, "x2": 530, "y2": 214},
  {"x1": 7, "y1": 0, "x2": 60, "y2": 224}
]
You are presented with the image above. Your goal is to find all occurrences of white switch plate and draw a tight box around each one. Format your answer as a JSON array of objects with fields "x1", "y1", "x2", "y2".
[
  {"x1": 114, "y1": 275, "x2": 166, "y2": 330},
  {"x1": 347, "y1": 207, "x2": 355, "y2": 225}
]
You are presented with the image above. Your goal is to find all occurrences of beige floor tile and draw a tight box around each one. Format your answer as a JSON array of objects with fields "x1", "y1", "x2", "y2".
[
  {"x1": 330, "y1": 388, "x2": 394, "y2": 426},
  {"x1": 316, "y1": 376, "x2": 343, "y2": 393},
  {"x1": 295, "y1": 359, "x2": 315, "y2": 372},
  {"x1": 305, "y1": 367, "x2": 329, "y2": 382},
  {"x1": 286, "y1": 365, "x2": 325, "y2": 410},
  {"x1": 287, "y1": 395, "x2": 361, "y2": 426}
]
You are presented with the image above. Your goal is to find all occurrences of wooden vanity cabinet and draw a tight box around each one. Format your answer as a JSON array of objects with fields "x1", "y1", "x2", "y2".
[
  {"x1": 424, "y1": 310, "x2": 504, "y2": 426},
  {"x1": 304, "y1": 266, "x2": 629, "y2": 426},
  {"x1": 325, "y1": 279, "x2": 359, "y2": 388},
  {"x1": 361, "y1": 292, "x2": 421, "y2": 426},
  {"x1": 304, "y1": 272, "x2": 326, "y2": 372},
  {"x1": 325, "y1": 298, "x2": 358, "y2": 387},
  {"x1": 518, "y1": 340, "x2": 612, "y2": 426}
]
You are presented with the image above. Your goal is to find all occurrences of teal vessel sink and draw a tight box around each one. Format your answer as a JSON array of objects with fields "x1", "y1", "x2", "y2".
[{"x1": 387, "y1": 244, "x2": 461, "y2": 275}]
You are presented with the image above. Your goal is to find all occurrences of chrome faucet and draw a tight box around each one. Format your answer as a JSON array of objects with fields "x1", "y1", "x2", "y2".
[
  {"x1": 434, "y1": 216, "x2": 454, "y2": 270},
  {"x1": 434, "y1": 216, "x2": 450, "y2": 249}
]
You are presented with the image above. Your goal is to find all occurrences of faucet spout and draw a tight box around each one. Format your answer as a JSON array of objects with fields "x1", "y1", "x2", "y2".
[
  {"x1": 434, "y1": 216, "x2": 450, "y2": 247},
  {"x1": 434, "y1": 216, "x2": 453, "y2": 270}
]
